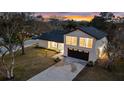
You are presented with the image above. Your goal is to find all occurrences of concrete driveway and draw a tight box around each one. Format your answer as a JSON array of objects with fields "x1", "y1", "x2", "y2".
[{"x1": 28, "y1": 57, "x2": 87, "y2": 81}]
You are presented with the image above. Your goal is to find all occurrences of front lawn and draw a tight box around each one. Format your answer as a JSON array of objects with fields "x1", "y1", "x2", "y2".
[
  {"x1": 73, "y1": 59, "x2": 124, "y2": 81},
  {"x1": 0, "y1": 47, "x2": 57, "y2": 81}
]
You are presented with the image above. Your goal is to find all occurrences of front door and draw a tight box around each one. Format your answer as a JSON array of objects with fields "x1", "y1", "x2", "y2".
[{"x1": 58, "y1": 43, "x2": 64, "y2": 53}]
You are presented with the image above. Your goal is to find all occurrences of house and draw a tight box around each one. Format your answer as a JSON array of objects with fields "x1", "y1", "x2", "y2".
[{"x1": 34, "y1": 26, "x2": 108, "y2": 62}]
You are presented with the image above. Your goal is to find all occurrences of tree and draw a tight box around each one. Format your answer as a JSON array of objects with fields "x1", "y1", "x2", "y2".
[
  {"x1": 78, "y1": 21, "x2": 90, "y2": 27},
  {"x1": 14, "y1": 12, "x2": 35, "y2": 55},
  {"x1": 100, "y1": 12, "x2": 115, "y2": 20},
  {"x1": 49, "y1": 18, "x2": 64, "y2": 30},
  {"x1": 90, "y1": 16, "x2": 107, "y2": 30},
  {"x1": 90, "y1": 12, "x2": 115, "y2": 31},
  {"x1": 104, "y1": 35, "x2": 122, "y2": 71},
  {"x1": 105, "y1": 22, "x2": 116, "y2": 40},
  {"x1": 36, "y1": 15, "x2": 44, "y2": 21},
  {"x1": 62, "y1": 20, "x2": 78, "y2": 31},
  {"x1": 33, "y1": 20, "x2": 52, "y2": 34},
  {"x1": 0, "y1": 13, "x2": 21, "y2": 79}
]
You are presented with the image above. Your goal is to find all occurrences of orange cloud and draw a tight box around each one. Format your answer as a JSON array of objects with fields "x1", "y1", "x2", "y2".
[{"x1": 65, "y1": 16, "x2": 94, "y2": 22}]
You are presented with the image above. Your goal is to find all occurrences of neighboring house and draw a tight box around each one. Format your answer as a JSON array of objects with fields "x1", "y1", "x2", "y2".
[{"x1": 34, "y1": 26, "x2": 107, "y2": 62}]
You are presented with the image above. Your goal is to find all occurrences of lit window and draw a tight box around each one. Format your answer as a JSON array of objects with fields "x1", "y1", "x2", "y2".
[
  {"x1": 66, "y1": 36, "x2": 77, "y2": 46},
  {"x1": 79, "y1": 37, "x2": 93, "y2": 48},
  {"x1": 87, "y1": 38, "x2": 93, "y2": 48},
  {"x1": 48, "y1": 41, "x2": 58, "y2": 48},
  {"x1": 79, "y1": 38, "x2": 86, "y2": 47},
  {"x1": 51, "y1": 42, "x2": 57, "y2": 48}
]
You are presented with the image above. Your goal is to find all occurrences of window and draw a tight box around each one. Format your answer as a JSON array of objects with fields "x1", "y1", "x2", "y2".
[
  {"x1": 48, "y1": 41, "x2": 58, "y2": 48},
  {"x1": 79, "y1": 37, "x2": 93, "y2": 48},
  {"x1": 66, "y1": 36, "x2": 77, "y2": 46},
  {"x1": 80, "y1": 38, "x2": 86, "y2": 47},
  {"x1": 87, "y1": 38, "x2": 93, "y2": 48},
  {"x1": 51, "y1": 42, "x2": 57, "y2": 48}
]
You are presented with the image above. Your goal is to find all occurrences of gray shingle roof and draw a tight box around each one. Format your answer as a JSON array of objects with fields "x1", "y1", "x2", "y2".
[
  {"x1": 78, "y1": 26, "x2": 107, "y2": 40},
  {"x1": 34, "y1": 26, "x2": 107, "y2": 42},
  {"x1": 35, "y1": 30, "x2": 70, "y2": 43}
]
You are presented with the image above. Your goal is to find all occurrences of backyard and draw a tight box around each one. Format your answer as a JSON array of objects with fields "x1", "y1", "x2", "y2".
[
  {"x1": 0, "y1": 46, "x2": 58, "y2": 81},
  {"x1": 74, "y1": 58, "x2": 124, "y2": 81}
]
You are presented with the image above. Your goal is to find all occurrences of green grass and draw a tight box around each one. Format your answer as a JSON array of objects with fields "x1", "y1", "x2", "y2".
[
  {"x1": 0, "y1": 47, "x2": 57, "y2": 81},
  {"x1": 73, "y1": 59, "x2": 124, "y2": 81}
]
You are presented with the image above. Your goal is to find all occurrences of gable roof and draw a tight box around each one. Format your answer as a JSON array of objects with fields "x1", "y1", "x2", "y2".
[
  {"x1": 34, "y1": 26, "x2": 107, "y2": 43},
  {"x1": 77, "y1": 26, "x2": 107, "y2": 40}
]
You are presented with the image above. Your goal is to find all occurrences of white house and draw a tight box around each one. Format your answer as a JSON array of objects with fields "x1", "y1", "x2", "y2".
[{"x1": 34, "y1": 26, "x2": 108, "y2": 62}]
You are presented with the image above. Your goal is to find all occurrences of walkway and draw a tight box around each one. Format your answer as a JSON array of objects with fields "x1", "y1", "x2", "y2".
[{"x1": 28, "y1": 57, "x2": 87, "y2": 81}]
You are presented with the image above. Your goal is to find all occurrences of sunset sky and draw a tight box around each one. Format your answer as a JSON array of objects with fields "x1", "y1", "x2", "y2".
[{"x1": 36, "y1": 12, "x2": 124, "y2": 21}]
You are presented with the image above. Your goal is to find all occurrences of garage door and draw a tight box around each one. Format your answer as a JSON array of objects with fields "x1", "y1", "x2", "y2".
[{"x1": 68, "y1": 48, "x2": 89, "y2": 61}]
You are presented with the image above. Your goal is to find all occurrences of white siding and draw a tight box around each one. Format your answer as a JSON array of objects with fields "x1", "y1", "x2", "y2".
[
  {"x1": 37, "y1": 40, "x2": 64, "y2": 53},
  {"x1": 38, "y1": 40, "x2": 48, "y2": 48},
  {"x1": 48, "y1": 41, "x2": 64, "y2": 53},
  {"x1": 65, "y1": 30, "x2": 93, "y2": 38},
  {"x1": 94, "y1": 37, "x2": 108, "y2": 60},
  {"x1": 64, "y1": 30, "x2": 97, "y2": 62},
  {"x1": 37, "y1": 29, "x2": 108, "y2": 62}
]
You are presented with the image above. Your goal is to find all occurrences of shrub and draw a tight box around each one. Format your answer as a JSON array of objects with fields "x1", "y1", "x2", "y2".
[
  {"x1": 54, "y1": 57, "x2": 61, "y2": 62},
  {"x1": 34, "y1": 43, "x2": 39, "y2": 48},
  {"x1": 86, "y1": 61, "x2": 94, "y2": 67}
]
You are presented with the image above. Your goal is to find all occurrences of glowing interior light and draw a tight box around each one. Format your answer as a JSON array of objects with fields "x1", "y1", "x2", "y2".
[{"x1": 99, "y1": 47, "x2": 103, "y2": 58}]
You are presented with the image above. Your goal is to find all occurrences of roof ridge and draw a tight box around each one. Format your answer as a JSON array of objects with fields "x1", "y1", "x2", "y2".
[{"x1": 77, "y1": 26, "x2": 107, "y2": 39}]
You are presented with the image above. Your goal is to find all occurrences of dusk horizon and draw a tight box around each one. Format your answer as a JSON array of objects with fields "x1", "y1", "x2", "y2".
[
  {"x1": 36, "y1": 12, "x2": 124, "y2": 16},
  {"x1": 35, "y1": 12, "x2": 124, "y2": 21}
]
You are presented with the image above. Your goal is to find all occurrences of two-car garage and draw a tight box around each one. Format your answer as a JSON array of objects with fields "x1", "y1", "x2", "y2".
[{"x1": 68, "y1": 48, "x2": 89, "y2": 61}]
